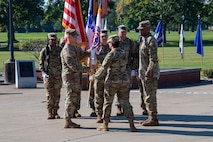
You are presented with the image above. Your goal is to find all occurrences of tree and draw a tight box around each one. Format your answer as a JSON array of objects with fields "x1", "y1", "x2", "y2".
[
  {"x1": 114, "y1": 0, "x2": 212, "y2": 43},
  {"x1": 0, "y1": 0, "x2": 44, "y2": 48}
]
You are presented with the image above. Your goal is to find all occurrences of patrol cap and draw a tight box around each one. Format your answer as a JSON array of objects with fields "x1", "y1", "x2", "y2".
[
  {"x1": 107, "y1": 34, "x2": 119, "y2": 44},
  {"x1": 65, "y1": 28, "x2": 79, "y2": 37},
  {"x1": 48, "y1": 33, "x2": 57, "y2": 40},
  {"x1": 118, "y1": 25, "x2": 127, "y2": 31},
  {"x1": 137, "y1": 20, "x2": 150, "y2": 30},
  {"x1": 100, "y1": 29, "x2": 108, "y2": 36}
]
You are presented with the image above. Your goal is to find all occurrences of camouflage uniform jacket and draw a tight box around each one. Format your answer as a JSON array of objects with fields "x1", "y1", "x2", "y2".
[
  {"x1": 95, "y1": 47, "x2": 129, "y2": 83},
  {"x1": 60, "y1": 43, "x2": 89, "y2": 78},
  {"x1": 96, "y1": 43, "x2": 110, "y2": 68},
  {"x1": 119, "y1": 37, "x2": 137, "y2": 71},
  {"x1": 39, "y1": 45, "x2": 62, "y2": 77},
  {"x1": 139, "y1": 33, "x2": 160, "y2": 79}
]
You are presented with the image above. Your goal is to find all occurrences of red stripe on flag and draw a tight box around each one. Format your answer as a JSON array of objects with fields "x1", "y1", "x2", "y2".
[
  {"x1": 64, "y1": 7, "x2": 75, "y2": 20},
  {"x1": 75, "y1": 0, "x2": 87, "y2": 43},
  {"x1": 62, "y1": 0, "x2": 87, "y2": 46},
  {"x1": 62, "y1": 19, "x2": 75, "y2": 29}
]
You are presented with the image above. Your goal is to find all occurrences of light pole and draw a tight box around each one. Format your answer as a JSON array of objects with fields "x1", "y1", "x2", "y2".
[
  {"x1": 4, "y1": 0, "x2": 15, "y2": 84},
  {"x1": 8, "y1": 0, "x2": 15, "y2": 62}
]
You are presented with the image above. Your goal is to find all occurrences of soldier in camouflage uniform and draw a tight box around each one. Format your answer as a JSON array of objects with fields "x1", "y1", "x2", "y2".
[
  {"x1": 39, "y1": 33, "x2": 62, "y2": 119},
  {"x1": 61, "y1": 28, "x2": 90, "y2": 128},
  {"x1": 93, "y1": 29, "x2": 111, "y2": 123},
  {"x1": 95, "y1": 35, "x2": 137, "y2": 132},
  {"x1": 114, "y1": 25, "x2": 137, "y2": 116},
  {"x1": 135, "y1": 40, "x2": 148, "y2": 115},
  {"x1": 137, "y1": 20, "x2": 160, "y2": 126}
]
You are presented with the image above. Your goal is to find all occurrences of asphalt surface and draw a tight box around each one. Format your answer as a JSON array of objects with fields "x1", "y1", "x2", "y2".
[{"x1": 0, "y1": 74, "x2": 213, "y2": 142}]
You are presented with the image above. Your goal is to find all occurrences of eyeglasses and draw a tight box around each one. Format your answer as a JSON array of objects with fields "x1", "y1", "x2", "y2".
[{"x1": 50, "y1": 39, "x2": 56, "y2": 41}]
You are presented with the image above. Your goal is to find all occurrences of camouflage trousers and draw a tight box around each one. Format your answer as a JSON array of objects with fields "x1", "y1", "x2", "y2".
[
  {"x1": 114, "y1": 70, "x2": 132, "y2": 106},
  {"x1": 43, "y1": 76, "x2": 62, "y2": 110},
  {"x1": 136, "y1": 74, "x2": 146, "y2": 110},
  {"x1": 103, "y1": 81, "x2": 134, "y2": 120},
  {"x1": 63, "y1": 74, "x2": 81, "y2": 120},
  {"x1": 88, "y1": 80, "x2": 95, "y2": 110},
  {"x1": 94, "y1": 79, "x2": 105, "y2": 115},
  {"x1": 141, "y1": 77, "x2": 158, "y2": 114}
]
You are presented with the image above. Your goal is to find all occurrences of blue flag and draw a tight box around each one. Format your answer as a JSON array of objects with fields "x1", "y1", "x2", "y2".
[
  {"x1": 85, "y1": 0, "x2": 95, "y2": 50},
  {"x1": 194, "y1": 18, "x2": 204, "y2": 57},
  {"x1": 154, "y1": 20, "x2": 163, "y2": 46}
]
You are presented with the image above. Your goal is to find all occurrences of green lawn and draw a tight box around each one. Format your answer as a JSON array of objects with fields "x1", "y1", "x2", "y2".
[{"x1": 0, "y1": 30, "x2": 213, "y2": 72}]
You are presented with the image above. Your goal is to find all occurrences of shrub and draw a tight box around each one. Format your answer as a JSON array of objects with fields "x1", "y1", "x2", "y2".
[
  {"x1": 19, "y1": 39, "x2": 47, "y2": 61},
  {"x1": 202, "y1": 69, "x2": 213, "y2": 78}
]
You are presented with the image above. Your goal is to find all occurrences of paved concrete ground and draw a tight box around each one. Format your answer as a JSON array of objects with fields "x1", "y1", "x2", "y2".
[{"x1": 0, "y1": 76, "x2": 213, "y2": 142}]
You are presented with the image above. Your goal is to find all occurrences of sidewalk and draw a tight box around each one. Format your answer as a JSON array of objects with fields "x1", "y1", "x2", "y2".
[{"x1": 0, "y1": 78, "x2": 213, "y2": 142}]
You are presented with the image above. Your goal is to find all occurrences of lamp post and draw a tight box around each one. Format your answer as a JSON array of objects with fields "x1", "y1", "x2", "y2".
[
  {"x1": 8, "y1": 0, "x2": 15, "y2": 62},
  {"x1": 4, "y1": 0, "x2": 15, "y2": 84}
]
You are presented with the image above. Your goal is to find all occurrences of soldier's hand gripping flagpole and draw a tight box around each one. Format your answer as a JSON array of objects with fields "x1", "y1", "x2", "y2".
[
  {"x1": 86, "y1": 57, "x2": 98, "y2": 107},
  {"x1": 86, "y1": 1, "x2": 103, "y2": 107}
]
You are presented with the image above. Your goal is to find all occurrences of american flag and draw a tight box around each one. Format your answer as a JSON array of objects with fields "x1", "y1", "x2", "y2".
[{"x1": 62, "y1": 0, "x2": 87, "y2": 46}]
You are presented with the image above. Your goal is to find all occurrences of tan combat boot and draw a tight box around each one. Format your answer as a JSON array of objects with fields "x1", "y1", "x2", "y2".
[
  {"x1": 64, "y1": 119, "x2": 81, "y2": 128},
  {"x1": 64, "y1": 119, "x2": 71, "y2": 128},
  {"x1": 97, "y1": 119, "x2": 109, "y2": 131},
  {"x1": 128, "y1": 119, "x2": 137, "y2": 132},
  {"x1": 53, "y1": 109, "x2": 60, "y2": 119},
  {"x1": 74, "y1": 110, "x2": 82, "y2": 117},
  {"x1": 140, "y1": 114, "x2": 159, "y2": 126},
  {"x1": 96, "y1": 114, "x2": 103, "y2": 123},
  {"x1": 47, "y1": 109, "x2": 54, "y2": 119},
  {"x1": 90, "y1": 109, "x2": 97, "y2": 117},
  {"x1": 116, "y1": 105, "x2": 124, "y2": 116},
  {"x1": 142, "y1": 108, "x2": 148, "y2": 115}
]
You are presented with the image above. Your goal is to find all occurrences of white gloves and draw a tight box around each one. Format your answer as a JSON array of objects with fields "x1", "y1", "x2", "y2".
[{"x1": 42, "y1": 73, "x2": 49, "y2": 79}]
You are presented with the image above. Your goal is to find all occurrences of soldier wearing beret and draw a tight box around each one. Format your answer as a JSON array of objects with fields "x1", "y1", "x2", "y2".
[
  {"x1": 137, "y1": 20, "x2": 160, "y2": 126},
  {"x1": 95, "y1": 35, "x2": 136, "y2": 132},
  {"x1": 114, "y1": 25, "x2": 137, "y2": 116},
  {"x1": 61, "y1": 28, "x2": 90, "y2": 128},
  {"x1": 39, "y1": 33, "x2": 62, "y2": 119}
]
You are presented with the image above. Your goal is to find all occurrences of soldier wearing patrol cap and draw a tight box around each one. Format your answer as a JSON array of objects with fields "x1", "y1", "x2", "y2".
[
  {"x1": 39, "y1": 32, "x2": 62, "y2": 119},
  {"x1": 61, "y1": 28, "x2": 90, "y2": 128},
  {"x1": 114, "y1": 25, "x2": 137, "y2": 116},
  {"x1": 137, "y1": 20, "x2": 160, "y2": 126},
  {"x1": 91, "y1": 29, "x2": 111, "y2": 123},
  {"x1": 95, "y1": 34, "x2": 136, "y2": 132}
]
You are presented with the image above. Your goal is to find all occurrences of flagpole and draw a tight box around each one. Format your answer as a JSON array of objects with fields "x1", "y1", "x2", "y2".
[
  {"x1": 182, "y1": 15, "x2": 185, "y2": 66},
  {"x1": 202, "y1": 57, "x2": 203, "y2": 67},
  {"x1": 198, "y1": 15, "x2": 204, "y2": 68},
  {"x1": 160, "y1": 15, "x2": 164, "y2": 64}
]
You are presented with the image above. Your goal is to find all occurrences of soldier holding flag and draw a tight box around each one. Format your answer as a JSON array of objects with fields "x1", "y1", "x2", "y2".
[{"x1": 61, "y1": 28, "x2": 90, "y2": 128}]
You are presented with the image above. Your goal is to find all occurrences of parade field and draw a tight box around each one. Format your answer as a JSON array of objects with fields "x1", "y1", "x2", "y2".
[
  {"x1": 0, "y1": 81, "x2": 213, "y2": 142},
  {"x1": 0, "y1": 30, "x2": 213, "y2": 72}
]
